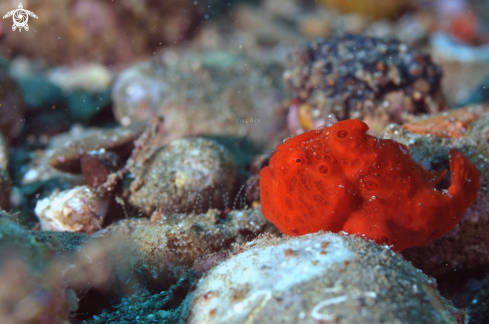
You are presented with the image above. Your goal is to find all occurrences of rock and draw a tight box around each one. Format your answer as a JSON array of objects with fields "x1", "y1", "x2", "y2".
[
  {"x1": 462, "y1": 76, "x2": 489, "y2": 106},
  {"x1": 319, "y1": 0, "x2": 405, "y2": 19},
  {"x1": 126, "y1": 137, "x2": 238, "y2": 216},
  {"x1": 17, "y1": 75, "x2": 63, "y2": 111},
  {"x1": 21, "y1": 127, "x2": 85, "y2": 190},
  {"x1": 48, "y1": 122, "x2": 145, "y2": 174},
  {"x1": 24, "y1": 109, "x2": 73, "y2": 139},
  {"x1": 0, "y1": 0, "x2": 202, "y2": 65},
  {"x1": 8, "y1": 58, "x2": 64, "y2": 111},
  {"x1": 431, "y1": 33, "x2": 489, "y2": 63},
  {"x1": 0, "y1": 65, "x2": 24, "y2": 141},
  {"x1": 0, "y1": 132, "x2": 10, "y2": 210},
  {"x1": 463, "y1": 277, "x2": 489, "y2": 324},
  {"x1": 284, "y1": 33, "x2": 445, "y2": 134},
  {"x1": 66, "y1": 89, "x2": 111, "y2": 122},
  {"x1": 297, "y1": 10, "x2": 369, "y2": 39},
  {"x1": 29, "y1": 231, "x2": 95, "y2": 294},
  {"x1": 394, "y1": 12, "x2": 432, "y2": 46},
  {"x1": 31, "y1": 231, "x2": 94, "y2": 265},
  {"x1": 380, "y1": 120, "x2": 489, "y2": 277},
  {"x1": 9, "y1": 59, "x2": 111, "y2": 121},
  {"x1": 401, "y1": 104, "x2": 489, "y2": 139},
  {"x1": 0, "y1": 212, "x2": 73, "y2": 324},
  {"x1": 182, "y1": 232, "x2": 466, "y2": 324},
  {"x1": 35, "y1": 185, "x2": 110, "y2": 234},
  {"x1": 47, "y1": 64, "x2": 113, "y2": 121},
  {"x1": 111, "y1": 51, "x2": 289, "y2": 149},
  {"x1": 263, "y1": 0, "x2": 302, "y2": 18},
  {"x1": 21, "y1": 122, "x2": 144, "y2": 200},
  {"x1": 444, "y1": 275, "x2": 489, "y2": 324},
  {"x1": 233, "y1": 5, "x2": 304, "y2": 45},
  {"x1": 100, "y1": 207, "x2": 278, "y2": 288},
  {"x1": 47, "y1": 64, "x2": 113, "y2": 93},
  {"x1": 430, "y1": 33, "x2": 489, "y2": 105}
]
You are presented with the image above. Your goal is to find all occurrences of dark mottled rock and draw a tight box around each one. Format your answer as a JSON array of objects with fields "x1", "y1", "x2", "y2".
[{"x1": 284, "y1": 33, "x2": 445, "y2": 133}]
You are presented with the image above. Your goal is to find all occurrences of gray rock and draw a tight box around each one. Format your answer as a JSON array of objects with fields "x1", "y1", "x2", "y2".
[
  {"x1": 126, "y1": 137, "x2": 239, "y2": 216},
  {"x1": 111, "y1": 51, "x2": 289, "y2": 149},
  {"x1": 74, "y1": 208, "x2": 278, "y2": 290},
  {"x1": 183, "y1": 232, "x2": 466, "y2": 324}
]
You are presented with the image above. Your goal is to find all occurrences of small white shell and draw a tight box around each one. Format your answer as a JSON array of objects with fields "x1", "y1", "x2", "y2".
[{"x1": 35, "y1": 185, "x2": 109, "y2": 234}]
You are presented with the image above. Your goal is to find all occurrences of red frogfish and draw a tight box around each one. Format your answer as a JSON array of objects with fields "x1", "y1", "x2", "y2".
[{"x1": 260, "y1": 119, "x2": 480, "y2": 252}]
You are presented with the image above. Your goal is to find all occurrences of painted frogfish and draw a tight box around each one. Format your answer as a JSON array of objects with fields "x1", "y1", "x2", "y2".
[{"x1": 260, "y1": 119, "x2": 480, "y2": 252}]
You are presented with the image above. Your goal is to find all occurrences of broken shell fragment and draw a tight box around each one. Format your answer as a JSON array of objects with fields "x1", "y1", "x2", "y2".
[
  {"x1": 35, "y1": 185, "x2": 109, "y2": 234},
  {"x1": 81, "y1": 150, "x2": 123, "y2": 188},
  {"x1": 48, "y1": 122, "x2": 146, "y2": 173}
]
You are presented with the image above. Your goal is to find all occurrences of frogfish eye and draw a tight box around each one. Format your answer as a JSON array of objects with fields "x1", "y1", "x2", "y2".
[
  {"x1": 290, "y1": 152, "x2": 306, "y2": 166},
  {"x1": 337, "y1": 130, "x2": 348, "y2": 138}
]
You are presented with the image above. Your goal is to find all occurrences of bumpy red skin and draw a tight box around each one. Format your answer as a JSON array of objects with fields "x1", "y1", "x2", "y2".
[{"x1": 260, "y1": 119, "x2": 480, "y2": 252}]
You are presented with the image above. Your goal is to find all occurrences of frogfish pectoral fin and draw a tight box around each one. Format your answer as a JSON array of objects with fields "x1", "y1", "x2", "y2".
[{"x1": 430, "y1": 169, "x2": 448, "y2": 187}]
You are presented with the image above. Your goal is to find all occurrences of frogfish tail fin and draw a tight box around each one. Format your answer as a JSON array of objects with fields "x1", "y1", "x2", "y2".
[{"x1": 448, "y1": 149, "x2": 480, "y2": 203}]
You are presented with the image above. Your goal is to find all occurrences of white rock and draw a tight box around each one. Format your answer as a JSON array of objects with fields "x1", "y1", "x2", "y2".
[
  {"x1": 47, "y1": 64, "x2": 113, "y2": 92},
  {"x1": 183, "y1": 232, "x2": 465, "y2": 324},
  {"x1": 35, "y1": 186, "x2": 109, "y2": 234}
]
